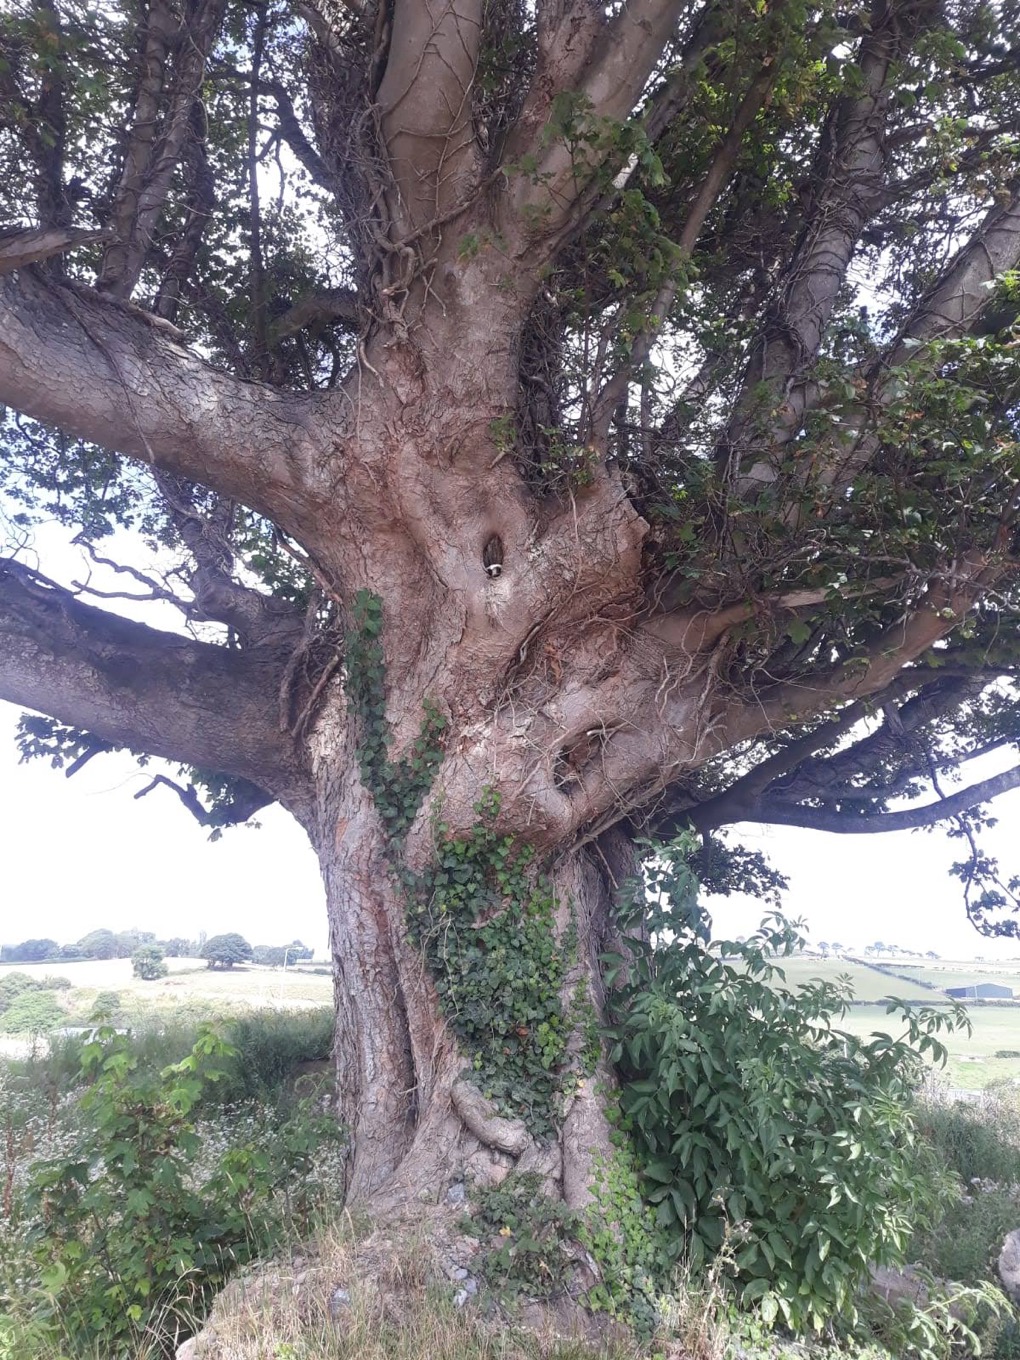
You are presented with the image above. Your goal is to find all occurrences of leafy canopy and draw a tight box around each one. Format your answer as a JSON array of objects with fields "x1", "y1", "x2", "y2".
[
  {"x1": 200, "y1": 932, "x2": 253, "y2": 969},
  {"x1": 3, "y1": 3, "x2": 1020, "y2": 919}
]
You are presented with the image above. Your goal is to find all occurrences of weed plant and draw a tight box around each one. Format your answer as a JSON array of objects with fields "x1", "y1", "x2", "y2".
[
  {"x1": 0, "y1": 1009, "x2": 341, "y2": 1359},
  {"x1": 909, "y1": 1085, "x2": 1020, "y2": 1288}
]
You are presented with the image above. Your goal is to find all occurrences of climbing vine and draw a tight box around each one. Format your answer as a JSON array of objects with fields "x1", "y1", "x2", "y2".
[
  {"x1": 468, "y1": 1158, "x2": 664, "y2": 1334},
  {"x1": 344, "y1": 596, "x2": 572, "y2": 1134},
  {"x1": 405, "y1": 791, "x2": 570, "y2": 1137},
  {"x1": 344, "y1": 589, "x2": 447, "y2": 838},
  {"x1": 583, "y1": 1146, "x2": 668, "y2": 1331}
]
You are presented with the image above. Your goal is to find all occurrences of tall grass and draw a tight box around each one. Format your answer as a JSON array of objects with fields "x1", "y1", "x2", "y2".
[
  {"x1": 17, "y1": 1006, "x2": 335, "y2": 1109},
  {"x1": 910, "y1": 1085, "x2": 1020, "y2": 1287}
]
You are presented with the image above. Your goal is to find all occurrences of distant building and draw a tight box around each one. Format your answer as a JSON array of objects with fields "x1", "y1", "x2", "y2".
[{"x1": 945, "y1": 983, "x2": 1014, "y2": 1000}]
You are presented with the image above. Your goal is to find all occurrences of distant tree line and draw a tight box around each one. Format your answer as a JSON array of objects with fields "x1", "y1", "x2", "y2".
[
  {"x1": 0, "y1": 929, "x2": 194, "y2": 963},
  {"x1": 199, "y1": 935, "x2": 314, "y2": 969},
  {"x1": 1, "y1": 930, "x2": 315, "y2": 966},
  {"x1": 251, "y1": 941, "x2": 313, "y2": 967}
]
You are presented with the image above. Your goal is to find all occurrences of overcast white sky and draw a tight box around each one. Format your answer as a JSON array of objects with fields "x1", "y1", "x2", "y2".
[
  {"x1": 4, "y1": 703, "x2": 1020, "y2": 959},
  {"x1": 2, "y1": 528, "x2": 1020, "y2": 961}
]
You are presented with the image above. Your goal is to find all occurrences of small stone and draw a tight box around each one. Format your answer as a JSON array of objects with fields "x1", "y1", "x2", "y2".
[
  {"x1": 328, "y1": 1286, "x2": 352, "y2": 1321},
  {"x1": 175, "y1": 1340, "x2": 198, "y2": 1360},
  {"x1": 869, "y1": 1264, "x2": 929, "y2": 1309},
  {"x1": 446, "y1": 1180, "x2": 467, "y2": 1206},
  {"x1": 453, "y1": 1289, "x2": 470, "y2": 1308},
  {"x1": 451, "y1": 1267, "x2": 468, "y2": 1281},
  {"x1": 999, "y1": 1230, "x2": 1020, "y2": 1302},
  {"x1": 461, "y1": 1236, "x2": 480, "y2": 1252},
  {"x1": 464, "y1": 1277, "x2": 478, "y2": 1296}
]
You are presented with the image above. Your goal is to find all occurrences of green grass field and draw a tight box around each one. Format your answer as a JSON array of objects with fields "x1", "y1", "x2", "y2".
[
  {"x1": 837, "y1": 1003, "x2": 1020, "y2": 1090},
  {"x1": 900, "y1": 963, "x2": 1020, "y2": 992},
  {"x1": 7, "y1": 952, "x2": 1020, "y2": 1091},
  {"x1": 728, "y1": 954, "x2": 1020, "y2": 1091},
  {"x1": 764, "y1": 956, "x2": 939, "y2": 1002}
]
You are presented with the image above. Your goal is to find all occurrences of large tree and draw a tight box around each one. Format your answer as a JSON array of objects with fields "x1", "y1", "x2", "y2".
[{"x1": 3, "y1": 0, "x2": 1020, "y2": 1212}]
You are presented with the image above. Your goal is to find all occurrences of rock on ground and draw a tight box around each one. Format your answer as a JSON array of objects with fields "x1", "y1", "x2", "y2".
[{"x1": 999, "y1": 1229, "x2": 1020, "y2": 1303}]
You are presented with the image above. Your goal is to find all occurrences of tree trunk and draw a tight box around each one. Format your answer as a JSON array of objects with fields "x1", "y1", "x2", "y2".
[{"x1": 312, "y1": 736, "x2": 636, "y2": 1212}]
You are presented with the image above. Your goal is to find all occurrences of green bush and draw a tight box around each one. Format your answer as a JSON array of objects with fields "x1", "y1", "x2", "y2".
[
  {"x1": 0, "y1": 972, "x2": 40, "y2": 1010},
  {"x1": 38, "y1": 975, "x2": 71, "y2": 991},
  {"x1": 21, "y1": 1022, "x2": 340, "y2": 1357},
  {"x1": 131, "y1": 944, "x2": 168, "y2": 981},
  {"x1": 1, "y1": 990, "x2": 63, "y2": 1036},
  {"x1": 606, "y1": 839, "x2": 962, "y2": 1334}
]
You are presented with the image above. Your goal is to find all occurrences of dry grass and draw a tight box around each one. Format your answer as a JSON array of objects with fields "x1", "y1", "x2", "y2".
[
  {"x1": 185, "y1": 1218, "x2": 650, "y2": 1360},
  {"x1": 177, "y1": 1210, "x2": 749, "y2": 1360},
  {"x1": 0, "y1": 957, "x2": 333, "y2": 1024}
]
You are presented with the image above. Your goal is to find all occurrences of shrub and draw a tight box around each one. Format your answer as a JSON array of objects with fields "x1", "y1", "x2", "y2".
[
  {"x1": 38, "y1": 975, "x2": 71, "y2": 991},
  {"x1": 606, "y1": 839, "x2": 963, "y2": 1334},
  {"x1": 0, "y1": 990, "x2": 63, "y2": 1036},
  {"x1": 0, "y1": 972, "x2": 39, "y2": 1011},
  {"x1": 22, "y1": 1023, "x2": 341, "y2": 1356},
  {"x1": 131, "y1": 944, "x2": 168, "y2": 981}
]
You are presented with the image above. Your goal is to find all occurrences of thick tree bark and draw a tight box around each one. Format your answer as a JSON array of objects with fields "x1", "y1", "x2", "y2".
[{"x1": 309, "y1": 716, "x2": 627, "y2": 1208}]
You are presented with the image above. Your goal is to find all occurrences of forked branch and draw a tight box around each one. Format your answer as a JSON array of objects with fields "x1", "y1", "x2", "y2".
[{"x1": 699, "y1": 764, "x2": 1020, "y2": 835}]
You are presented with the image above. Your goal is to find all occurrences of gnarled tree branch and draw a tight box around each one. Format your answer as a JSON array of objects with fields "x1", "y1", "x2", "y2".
[
  {"x1": 375, "y1": 0, "x2": 484, "y2": 235},
  {"x1": 683, "y1": 673, "x2": 985, "y2": 834},
  {"x1": 0, "y1": 267, "x2": 335, "y2": 539},
  {"x1": 708, "y1": 764, "x2": 1020, "y2": 834},
  {"x1": 98, "y1": 0, "x2": 227, "y2": 298},
  {"x1": 0, "y1": 558, "x2": 308, "y2": 803},
  {"x1": 272, "y1": 287, "x2": 360, "y2": 339},
  {"x1": 0, "y1": 225, "x2": 109, "y2": 275}
]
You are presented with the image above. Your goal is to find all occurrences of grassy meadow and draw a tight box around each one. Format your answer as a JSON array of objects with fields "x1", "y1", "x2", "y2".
[
  {"x1": 761, "y1": 954, "x2": 1020, "y2": 1090},
  {"x1": 765, "y1": 956, "x2": 939, "y2": 1002},
  {"x1": 6, "y1": 951, "x2": 1020, "y2": 1090},
  {"x1": 0, "y1": 955, "x2": 332, "y2": 1026}
]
